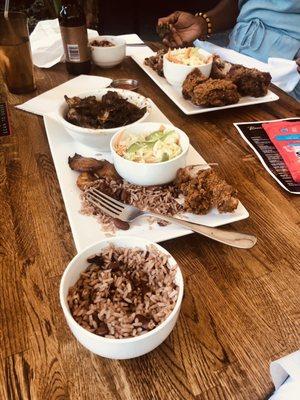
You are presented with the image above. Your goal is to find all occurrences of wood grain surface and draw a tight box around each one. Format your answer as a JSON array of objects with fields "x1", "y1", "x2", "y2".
[{"x1": 1, "y1": 42, "x2": 300, "y2": 400}]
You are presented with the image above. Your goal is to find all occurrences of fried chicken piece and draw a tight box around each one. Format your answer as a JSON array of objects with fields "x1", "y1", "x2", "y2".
[
  {"x1": 175, "y1": 166, "x2": 239, "y2": 214},
  {"x1": 144, "y1": 49, "x2": 167, "y2": 77},
  {"x1": 227, "y1": 64, "x2": 271, "y2": 97},
  {"x1": 182, "y1": 68, "x2": 208, "y2": 100},
  {"x1": 68, "y1": 153, "x2": 105, "y2": 172},
  {"x1": 190, "y1": 78, "x2": 240, "y2": 107},
  {"x1": 203, "y1": 169, "x2": 239, "y2": 213},
  {"x1": 210, "y1": 54, "x2": 232, "y2": 79}
]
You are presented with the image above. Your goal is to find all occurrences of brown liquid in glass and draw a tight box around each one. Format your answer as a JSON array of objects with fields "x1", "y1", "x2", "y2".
[{"x1": 0, "y1": 37, "x2": 35, "y2": 94}]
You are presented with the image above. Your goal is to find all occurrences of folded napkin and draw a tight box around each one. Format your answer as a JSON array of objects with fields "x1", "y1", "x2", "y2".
[
  {"x1": 195, "y1": 40, "x2": 300, "y2": 93},
  {"x1": 269, "y1": 350, "x2": 300, "y2": 399},
  {"x1": 16, "y1": 74, "x2": 112, "y2": 116},
  {"x1": 30, "y1": 19, "x2": 146, "y2": 68},
  {"x1": 268, "y1": 57, "x2": 299, "y2": 93}
]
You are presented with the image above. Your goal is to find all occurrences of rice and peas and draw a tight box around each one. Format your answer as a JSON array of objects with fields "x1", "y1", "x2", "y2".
[
  {"x1": 67, "y1": 244, "x2": 179, "y2": 339},
  {"x1": 81, "y1": 176, "x2": 183, "y2": 232}
]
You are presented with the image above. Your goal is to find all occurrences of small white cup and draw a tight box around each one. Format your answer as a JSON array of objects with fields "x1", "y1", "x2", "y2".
[
  {"x1": 163, "y1": 48, "x2": 212, "y2": 87},
  {"x1": 90, "y1": 36, "x2": 126, "y2": 68},
  {"x1": 110, "y1": 122, "x2": 190, "y2": 186}
]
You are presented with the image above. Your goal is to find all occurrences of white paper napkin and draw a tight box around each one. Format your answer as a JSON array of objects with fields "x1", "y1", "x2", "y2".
[
  {"x1": 268, "y1": 58, "x2": 299, "y2": 93},
  {"x1": 195, "y1": 40, "x2": 300, "y2": 93},
  {"x1": 269, "y1": 350, "x2": 300, "y2": 399},
  {"x1": 16, "y1": 74, "x2": 112, "y2": 116},
  {"x1": 30, "y1": 19, "x2": 99, "y2": 68}
]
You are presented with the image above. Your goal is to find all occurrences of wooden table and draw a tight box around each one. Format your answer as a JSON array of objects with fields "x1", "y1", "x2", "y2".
[{"x1": 1, "y1": 45, "x2": 300, "y2": 400}]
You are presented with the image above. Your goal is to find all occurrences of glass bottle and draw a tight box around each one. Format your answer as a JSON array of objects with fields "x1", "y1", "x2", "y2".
[{"x1": 59, "y1": 0, "x2": 91, "y2": 75}]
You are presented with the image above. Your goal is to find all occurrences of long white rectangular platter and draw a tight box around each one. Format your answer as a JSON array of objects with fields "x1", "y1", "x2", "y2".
[
  {"x1": 131, "y1": 48, "x2": 279, "y2": 115},
  {"x1": 43, "y1": 100, "x2": 249, "y2": 252}
]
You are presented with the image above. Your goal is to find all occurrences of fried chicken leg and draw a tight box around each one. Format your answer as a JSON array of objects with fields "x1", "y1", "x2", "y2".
[{"x1": 227, "y1": 64, "x2": 271, "y2": 97}]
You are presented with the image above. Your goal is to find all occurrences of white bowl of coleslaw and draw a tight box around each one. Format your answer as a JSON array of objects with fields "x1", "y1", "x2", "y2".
[
  {"x1": 163, "y1": 47, "x2": 212, "y2": 88},
  {"x1": 110, "y1": 122, "x2": 190, "y2": 186}
]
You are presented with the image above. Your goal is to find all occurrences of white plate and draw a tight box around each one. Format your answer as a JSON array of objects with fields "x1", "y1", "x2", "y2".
[
  {"x1": 131, "y1": 49, "x2": 279, "y2": 115},
  {"x1": 43, "y1": 100, "x2": 249, "y2": 252}
]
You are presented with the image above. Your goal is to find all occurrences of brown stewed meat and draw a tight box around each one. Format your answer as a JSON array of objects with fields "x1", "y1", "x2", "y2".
[{"x1": 64, "y1": 91, "x2": 147, "y2": 129}]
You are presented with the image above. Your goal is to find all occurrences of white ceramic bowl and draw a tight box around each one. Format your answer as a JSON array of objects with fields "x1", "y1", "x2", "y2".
[
  {"x1": 55, "y1": 88, "x2": 151, "y2": 151},
  {"x1": 60, "y1": 236, "x2": 184, "y2": 360},
  {"x1": 90, "y1": 36, "x2": 126, "y2": 68},
  {"x1": 110, "y1": 122, "x2": 190, "y2": 186},
  {"x1": 163, "y1": 48, "x2": 212, "y2": 88}
]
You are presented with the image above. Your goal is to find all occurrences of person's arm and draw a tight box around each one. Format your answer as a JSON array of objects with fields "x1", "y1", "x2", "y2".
[
  {"x1": 296, "y1": 58, "x2": 300, "y2": 73},
  {"x1": 158, "y1": 0, "x2": 239, "y2": 47},
  {"x1": 206, "y1": 0, "x2": 239, "y2": 34}
]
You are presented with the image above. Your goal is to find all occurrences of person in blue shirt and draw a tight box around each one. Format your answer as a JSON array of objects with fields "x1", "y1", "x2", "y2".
[{"x1": 158, "y1": 0, "x2": 300, "y2": 100}]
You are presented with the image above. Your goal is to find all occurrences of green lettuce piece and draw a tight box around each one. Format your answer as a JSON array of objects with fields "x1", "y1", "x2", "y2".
[{"x1": 161, "y1": 152, "x2": 169, "y2": 162}]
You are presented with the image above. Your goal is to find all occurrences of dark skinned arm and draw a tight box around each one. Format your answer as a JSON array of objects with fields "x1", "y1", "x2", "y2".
[{"x1": 158, "y1": 0, "x2": 239, "y2": 47}]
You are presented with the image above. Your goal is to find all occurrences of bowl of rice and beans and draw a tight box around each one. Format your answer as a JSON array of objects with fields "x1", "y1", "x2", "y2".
[{"x1": 60, "y1": 236, "x2": 184, "y2": 359}]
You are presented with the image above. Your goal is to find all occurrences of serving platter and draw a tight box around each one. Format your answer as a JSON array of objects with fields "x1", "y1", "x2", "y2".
[
  {"x1": 131, "y1": 48, "x2": 279, "y2": 115},
  {"x1": 43, "y1": 99, "x2": 249, "y2": 252}
]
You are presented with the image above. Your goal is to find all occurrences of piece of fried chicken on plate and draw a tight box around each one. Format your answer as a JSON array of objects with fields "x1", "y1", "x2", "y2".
[
  {"x1": 190, "y1": 78, "x2": 240, "y2": 107},
  {"x1": 182, "y1": 68, "x2": 208, "y2": 99},
  {"x1": 227, "y1": 64, "x2": 271, "y2": 97}
]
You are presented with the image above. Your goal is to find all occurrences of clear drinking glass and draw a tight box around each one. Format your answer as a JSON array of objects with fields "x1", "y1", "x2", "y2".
[{"x1": 0, "y1": 11, "x2": 36, "y2": 94}]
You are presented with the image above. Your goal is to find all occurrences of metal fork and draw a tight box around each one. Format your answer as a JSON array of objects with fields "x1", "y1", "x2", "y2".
[
  {"x1": 86, "y1": 187, "x2": 257, "y2": 249},
  {"x1": 125, "y1": 43, "x2": 147, "y2": 47}
]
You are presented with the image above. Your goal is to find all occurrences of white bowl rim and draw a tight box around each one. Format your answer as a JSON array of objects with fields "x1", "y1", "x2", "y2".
[
  {"x1": 110, "y1": 122, "x2": 190, "y2": 166},
  {"x1": 89, "y1": 35, "x2": 126, "y2": 48},
  {"x1": 60, "y1": 236, "x2": 184, "y2": 344},
  {"x1": 163, "y1": 47, "x2": 213, "y2": 67},
  {"x1": 59, "y1": 88, "x2": 151, "y2": 135}
]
